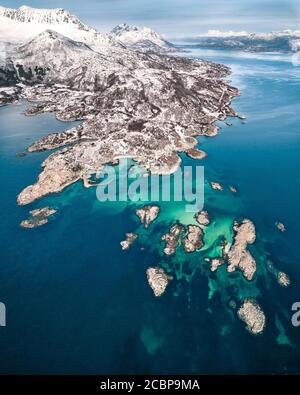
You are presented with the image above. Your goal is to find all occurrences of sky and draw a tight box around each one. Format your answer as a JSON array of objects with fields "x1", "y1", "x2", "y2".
[{"x1": 2, "y1": 0, "x2": 300, "y2": 38}]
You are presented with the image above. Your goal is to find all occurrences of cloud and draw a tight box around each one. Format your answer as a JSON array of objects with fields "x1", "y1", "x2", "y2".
[{"x1": 3, "y1": 0, "x2": 299, "y2": 37}]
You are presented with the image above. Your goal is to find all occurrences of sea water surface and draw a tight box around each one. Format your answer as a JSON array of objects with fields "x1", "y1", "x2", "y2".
[{"x1": 0, "y1": 49, "x2": 300, "y2": 374}]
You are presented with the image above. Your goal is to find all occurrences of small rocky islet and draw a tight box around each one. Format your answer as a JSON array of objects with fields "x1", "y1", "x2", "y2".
[
  {"x1": 237, "y1": 298, "x2": 266, "y2": 335},
  {"x1": 20, "y1": 206, "x2": 57, "y2": 228},
  {"x1": 161, "y1": 224, "x2": 184, "y2": 256},
  {"x1": 120, "y1": 233, "x2": 138, "y2": 250},
  {"x1": 227, "y1": 219, "x2": 257, "y2": 281},
  {"x1": 135, "y1": 205, "x2": 160, "y2": 228},
  {"x1": 275, "y1": 221, "x2": 286, "y2": 232},
  {"x1": 146, "y1": 267, "x2": 173, "y2": 297}
]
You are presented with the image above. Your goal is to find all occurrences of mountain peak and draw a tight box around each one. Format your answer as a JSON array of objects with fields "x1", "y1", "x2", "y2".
[
  {"x1": 110, "y1": 23, "x2": 176, "y2": 53},
  {"x1": 0, "y1": 5, "x2": 116, "y2": 48},
  {"x1": 111, "y1": 23, "x2": 139, "y2": 35}
]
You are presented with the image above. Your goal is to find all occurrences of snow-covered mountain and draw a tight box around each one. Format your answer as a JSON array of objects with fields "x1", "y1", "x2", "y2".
[
  {"x1": 181, "y1": 30, "x2": 300, "y2": 52},
  {"x1": 110, "y1": 23, "x2": 177, "y2": 53},
  {"x1": 6, "y1": 30, "x2": 118, "y2": 90},
  {"x1": 0, "y1": 5, "x2": 116, "y2": 48}
]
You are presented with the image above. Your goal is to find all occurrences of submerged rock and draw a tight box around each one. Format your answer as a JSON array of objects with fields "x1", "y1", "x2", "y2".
[
  {"x1": 20, "y1": 206, "x2": 57, "y2": 228},
  {"x1": 146, "y1": 267, "x2": 172, "y2": 297},
  {"x1": 182, "y1": 225, "x2": 204, "y2": 253},
  {"x1": 161, "y1": 224, "x2": 184, "y2": 256},
  {"x1": 275, "y1": 221, "x2": 286, "y2": 232},
  {"x1": 136, "y1": 205, "x2": 160, "y2": 228},
  {"x1": 228, "y1": 298, "x2": 237, "y2": 310},
  {"x1": 120, "y1": 233, "x2": 138, "y2": 250},
  {"x1": 185, "y1": 148, "x2": 207, "y2": 160},
  {"x1": 237, "y1": 299, "x2": 266, "y2": 335},
  {"x1": 210, "y1": 181, "x2": 223, "y2": 191},
  {"x1": 266, "y1": 260, "x2": 291, "y2": 288},
  {"x1": 195, "y1": 210, "x2": 210, "y2": 226},
  {"x1": 227, "y1": 219, "x2": 256, "y2": 281}
]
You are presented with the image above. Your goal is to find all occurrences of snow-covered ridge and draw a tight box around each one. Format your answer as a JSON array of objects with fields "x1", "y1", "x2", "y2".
[
  {"x1": 0, "y1": 5, "x2": 116, "y2": 47},
  {"x1": 0, "y1": 5, "x2": 90, "y2": 30},
  {"x1": 110, "y1": 23, "x2": 177, "y2": 52}
]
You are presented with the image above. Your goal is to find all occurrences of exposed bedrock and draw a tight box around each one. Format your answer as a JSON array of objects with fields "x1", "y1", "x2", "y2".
[
  {"x1": 120, "y1": 233, "x2": 138, "y2": 250},
  {"x1": 20, "y1": 206, "x2": 57, "y2": 228},
  {"x1": 146, "y1": 267, "x2": 173, "y2": 297},
  {"x1": 161, "y1": 223, "x2": 184, "y2": 256},
  {"x1": 136, "y1": 205, "x2": 160, "y2": 228},
  {"x1": 182, "y1": 225, "x2": 204, "y2": 253},
  {"x1": 227, "y1": 219, "x2": 257, "y2": 281},
  {"x1": 237, "y1": 298, "x2": 266, "y2": 335}
]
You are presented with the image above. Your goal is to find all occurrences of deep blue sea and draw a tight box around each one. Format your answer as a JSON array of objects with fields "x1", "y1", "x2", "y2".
[{"x1": 0, "y1": 48, "x2": 300, "y2": 374}]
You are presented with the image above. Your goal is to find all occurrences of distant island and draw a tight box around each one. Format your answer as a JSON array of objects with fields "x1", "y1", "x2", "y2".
[{"x1": 175, "y1": 29, "x2": 300, "y2": 52}]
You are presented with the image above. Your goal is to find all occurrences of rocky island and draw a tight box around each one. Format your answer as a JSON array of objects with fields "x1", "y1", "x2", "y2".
[
  {"x1": 146, "y1": 267, "x2": 172, "y2": 297},
  {"x1": 195, "y1": 210, "x2": 210, "y2": 226},
  {"x1": 161, "y1": 224, "x2": 184, "y2": 256},
  {"x1": 20, "y1": 206, "x2": 57, "y2": 228},
  {"x1": 182, "y1": 225, "x2": 204, "y2": 253},
  {"x1": 277, "y1": 271, "x2": 291, "y2": 287},
  {"x1": 275, "y1": 221, "x2": 286, "y2": 232},
  {"x1": 210, "y1": 182, "x2": 224, "y2": 191},
  {"x1": 205, "y1": 257, "x2": 225, "y2": 272},
  {"x1": 120, "y1": 233, "x2": 138, "y2": 250},
  {"x1": 237, "y1": 299, "x2": 266, "y2": 335},
  {"x1": 227, "y1": 219, "x2": 257, "y2": 280},
  {"x1": 136, "y1": 205, "x2": 160, "y2": 228}
]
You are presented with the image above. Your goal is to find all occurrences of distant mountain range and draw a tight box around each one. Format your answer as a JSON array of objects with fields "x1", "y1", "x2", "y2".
[
  {"x1": 1, "y1": 6, "x2": 299, "y2": 54},
  {"x1": 179, "y1": 30, "x2": 300, "y2": 52}
]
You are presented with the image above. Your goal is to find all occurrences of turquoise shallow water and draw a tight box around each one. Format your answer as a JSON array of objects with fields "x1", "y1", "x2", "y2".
[{"x1": 0, "y1": 49, "x2": 300, "y2": 374}]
